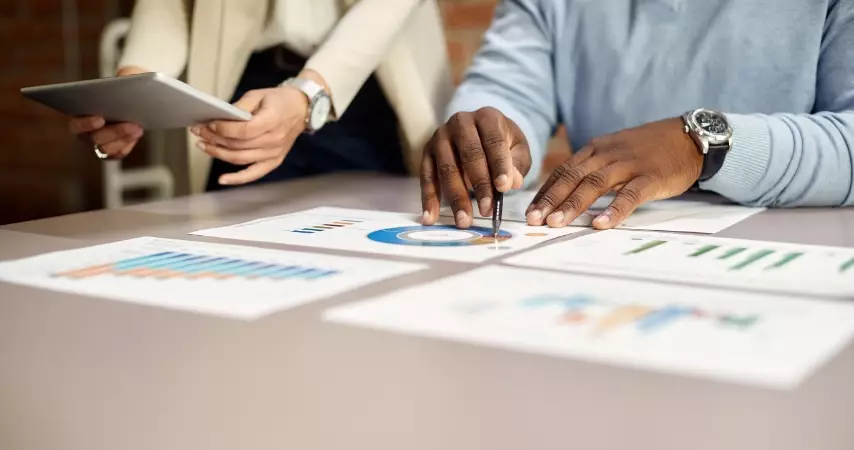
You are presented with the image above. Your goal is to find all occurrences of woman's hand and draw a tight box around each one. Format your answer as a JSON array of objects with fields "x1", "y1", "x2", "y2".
[
  {"x1": 67, "y1": 66, "x2": 148, "y2": 159},
  {"x1": 192, "y1": 79, "x2": 319, "y2": 186}
]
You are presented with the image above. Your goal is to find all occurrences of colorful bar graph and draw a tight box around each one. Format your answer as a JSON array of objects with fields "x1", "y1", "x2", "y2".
[
  {"x1": 625, "y1": 240, "x2": 667, "y2": 255},
  {"x1": 52, "y1": 252, "x2": 342, "y2": 282},
  {"x1": 765, "y1": 252, "x2": 804, "y2": 270},
  {"x1": 729, "y1": 249, "x2": 774, "y2": 271},
  {"x1": 290, "y1": 219, "x2": 363, "y2": 234},
  {"x1": 689, "y1": 244, "x2": 720, "y2": 257}
]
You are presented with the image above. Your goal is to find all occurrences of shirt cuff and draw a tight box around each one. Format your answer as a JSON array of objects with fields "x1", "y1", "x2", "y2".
[
  {"x1": 699, "y1": 113, "x2": 772, "y2": 203},
  {"x1": 446, "y1": 94, "x2": 545, "y2": 190}
]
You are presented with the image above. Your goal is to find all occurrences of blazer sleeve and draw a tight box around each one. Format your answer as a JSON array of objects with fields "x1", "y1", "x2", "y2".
[
  {"x1": 118, "y1": 0, "x2": 190, "y2": 78},
  {"x1": 303, "y1": 0, "x2": 426, "y2": 117}
]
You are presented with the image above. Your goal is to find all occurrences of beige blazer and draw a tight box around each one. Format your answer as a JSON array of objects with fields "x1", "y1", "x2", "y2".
[{"x1": 120, "y1": 0, "x2": 453, "y2": 193}]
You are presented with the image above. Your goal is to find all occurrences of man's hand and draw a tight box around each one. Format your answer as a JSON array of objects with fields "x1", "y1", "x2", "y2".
[
  {"x1": 67, "y1": 66, "x2": 148, "y2": 158},
  {"x1": 421, "y1": 107, "x2": 532, "y2": 228},
  {"x1": 192, "y1": 86, "x2": 308, "y2": 186},
  {"x1": 527, "y1": 117, "x2": 703, "y2": 229}
]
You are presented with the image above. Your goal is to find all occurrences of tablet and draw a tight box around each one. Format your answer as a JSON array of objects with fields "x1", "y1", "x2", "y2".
[{"x1": 21, "y1": 72, "x2": 252, "y2": 129}]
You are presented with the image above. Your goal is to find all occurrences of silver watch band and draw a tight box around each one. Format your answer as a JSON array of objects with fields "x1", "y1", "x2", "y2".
[{"x1": 286, "y1": 77, "x2": 324, "y2": 100}]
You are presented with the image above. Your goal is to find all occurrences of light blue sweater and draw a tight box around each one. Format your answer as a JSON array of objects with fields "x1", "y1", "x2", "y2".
[{"x1": 447, "y1": 0, "x2": 854, "y2": 207}]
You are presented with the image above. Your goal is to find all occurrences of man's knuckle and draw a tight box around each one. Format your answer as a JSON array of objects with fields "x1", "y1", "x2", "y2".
[
  {"x1": 620, "y1": 186, "x2": 643, "y2": 205},
  {"x1": 459, "y1": 142, "x2": 485, "y2": 164},
  {"x1": 539, "y1": 191, "x2": 562, "y2": 208},
  {"x1": 480, "y1": 134, "x2": 505, "y2": 153},
  {"x1": 554, "y1": 165, "x2": 585, "y2": 187},
  {"x1": 438, "y1": 163, "x2": 460, "y2": 180},
  {"x1": 582, "y1": 171, "x2": 608, "y2": 190},
  {"x1": 564, "y1": 195, "x2": 584, "y2": 212}
]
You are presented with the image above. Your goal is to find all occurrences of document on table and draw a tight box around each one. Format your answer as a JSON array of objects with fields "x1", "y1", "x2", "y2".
[
  {"x1": 325, "y1": 266, "x2": 854, "y2": 389},
  {"x1": 506, "y1": 230, "x2": 854, "y2": 297},
  {"x1": 440, "y1": 191, "x2": 764, "y2": 234},
  {"x1": 0, "y1": 237, "x2": 425, "y2": 320},
  {"x1": 192, "y1": 207, "x2": 586, "y2": 263}
]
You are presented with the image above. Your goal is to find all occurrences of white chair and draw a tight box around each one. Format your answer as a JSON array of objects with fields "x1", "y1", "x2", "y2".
[{"x1": 98, "y1": 19, "x2": 175, "y2": 208}]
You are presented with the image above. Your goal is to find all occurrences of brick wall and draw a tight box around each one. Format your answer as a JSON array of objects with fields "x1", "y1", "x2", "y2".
[{"x1": 0, "y1": 0, "x2": 135, "y2": 225}]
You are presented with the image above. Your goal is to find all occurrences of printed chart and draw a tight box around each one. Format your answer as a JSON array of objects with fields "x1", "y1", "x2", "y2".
[
  {"x1": 325, "y1": 266, "x2": 854, "y2": 389},
  {"x1": 192, "y1": 207, "x2": 585, "y2": 262},
  {"x1": 441, "y1": 191, "x2": 764, "y2": 234},
  {"x1": 0, "y1": 237, "x2": 424, "y2": 319},
  {"x1": 506, "y1": 230, "x2": 854, "y2": 297}
]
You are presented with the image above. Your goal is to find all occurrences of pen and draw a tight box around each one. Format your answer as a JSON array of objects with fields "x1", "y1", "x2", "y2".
[{"x1": 492, "y1": 189, "x2": 503, "y2": 237}]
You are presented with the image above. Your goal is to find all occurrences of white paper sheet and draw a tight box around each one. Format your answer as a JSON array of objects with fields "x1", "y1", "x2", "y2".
[
  {"x1": 506, "y1": 230, "x2": 854, "y2": 298},
  {"x1": 0, "y1": 237, "x2": 425, "y2": 320},
  {"x1": 441, "y1": 191, "x2": 764, "y2": 234},
  {"x1": 325, "y1": 266, "x2": 854, "y2": 389},
  {"x1": 192, "y1": 207, "x2": 586, "y2": 263}
]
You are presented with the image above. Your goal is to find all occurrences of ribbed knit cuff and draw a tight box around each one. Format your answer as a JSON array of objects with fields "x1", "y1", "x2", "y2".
[{"x1": 699, "y1": 114, "x2": 772, "y2": 203}]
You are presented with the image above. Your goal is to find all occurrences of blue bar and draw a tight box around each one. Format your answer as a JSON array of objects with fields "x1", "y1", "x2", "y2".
[
  {"x1": 225, "y1": 262, "x2": 277, "y2": 277},
  {"x1": 113, "y1": 252, "x2": 182, "y2": 270},
  {"x1": 289, "y1": 267, "x2": 325, "y2": 279},
  {"x1": 187, "y1": 258, "x2": 251, "y2": 275},
  {"x1": 179, "y1": 257, "x2": 230, "y2": 274},
  {"x1": 245, "y1": 264, "x2": 292, "y2": 278},
  {"x1": 268, "y1": 266, "x2": 308, "y2": 279},
  {"x1": 292, "y1": 230, "x2": 313, "y2": 234},
  {"x1": 303, "y1": 269, "x2": 339, "y2": 280},
  {"x1": 147, "y1": 254, "x2": 209, "y2": 272},
  {"x1": 210, "y1": 260, "x2": 261, "y2": 276},
  {"x1": 635, "y1": 306, "x2": 692, "y2": 333},
  {"x1": 163, "y1": 256, "x2": 224, "y2": 273},
  {"x1": 115, "y1": 253, "x2": 197, "y2": 272}
]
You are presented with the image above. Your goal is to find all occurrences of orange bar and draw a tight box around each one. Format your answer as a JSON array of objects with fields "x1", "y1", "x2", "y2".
[{"x1": 56, "y1": 264, "x2": 114, "y2": 278}]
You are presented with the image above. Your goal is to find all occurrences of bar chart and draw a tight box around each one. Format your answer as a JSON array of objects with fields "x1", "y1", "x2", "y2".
[
  {"x1": 507, "y1": 230, "x2": 854, "y2": 297},
  {"x1": 0, "y1": 237, "x2": 424, "y2": 319},
  {"x1": 55, "y1": 251, "x2": 340, "y2": 281}
]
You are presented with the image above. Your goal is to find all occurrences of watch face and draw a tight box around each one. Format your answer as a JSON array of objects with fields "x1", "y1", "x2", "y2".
[
  {"x1": 309, "y1": 95, "x2": 331, "y2": 131},
  {"x1": 694, "y1": 110, "x2": 728, "y2": 135}
]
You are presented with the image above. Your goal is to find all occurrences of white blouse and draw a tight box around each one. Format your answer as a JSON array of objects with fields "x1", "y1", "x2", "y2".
[{"x1": 257, "y1": 0, "x2": 342, "y2": 56}]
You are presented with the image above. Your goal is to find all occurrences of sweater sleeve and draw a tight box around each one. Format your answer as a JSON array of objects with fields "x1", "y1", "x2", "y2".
[
  {"x1": 118, "y1": 0, "x2": 189, "y2": 79},
  {"x1": 444, "y1": 0, "x2": 557, "y2": 189},
  {"x1": 303, "y1": 0, "x2": 426, "y2": 117},
  {"x1": 701, "y1": 0, "x2": 854, "y2": 207}
]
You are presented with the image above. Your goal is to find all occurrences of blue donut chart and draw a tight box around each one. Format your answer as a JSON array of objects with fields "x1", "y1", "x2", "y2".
[{"x1": 367, "y1": 225, "x2": 512, "y2": 247}]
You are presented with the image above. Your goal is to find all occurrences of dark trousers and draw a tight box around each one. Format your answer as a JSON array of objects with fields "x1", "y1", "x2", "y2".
[{"x1": 206, "y1": 46, "x2": 406, "y2": 192}]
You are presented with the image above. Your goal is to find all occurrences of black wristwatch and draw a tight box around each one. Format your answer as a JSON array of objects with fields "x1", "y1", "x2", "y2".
[{"x1": 681, "y1": 108, "x2": 733, "y2": 182}]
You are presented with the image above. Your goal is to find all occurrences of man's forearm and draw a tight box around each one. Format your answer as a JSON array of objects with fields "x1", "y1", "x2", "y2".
[{"x1": 701, "y1": 112, "x2": 854, "y2": 207}]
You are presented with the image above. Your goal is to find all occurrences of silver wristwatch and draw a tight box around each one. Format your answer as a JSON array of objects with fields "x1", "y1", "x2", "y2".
[
  {"x1": 284, "y1": 77, "x2": 332, "y2": 133},
  {"x1": 681, "y1": 108, "x2": 733, "y2": 182}
]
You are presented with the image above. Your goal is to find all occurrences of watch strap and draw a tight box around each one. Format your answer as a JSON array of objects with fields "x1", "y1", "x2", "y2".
[
  {"x1": 699, "y1": 142, "x2": 729, "y2": 182},
  {"x1": 286, "y1": 77, "x2": 324, "y2": 100}
]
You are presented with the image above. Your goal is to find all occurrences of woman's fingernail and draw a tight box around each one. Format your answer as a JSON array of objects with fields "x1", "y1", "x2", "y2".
[
  {"x1": 525, "y1": 204, "x2": 536, "y2": 215},
  {"x1": 195, "y1": 141, "x2": 206, "y2": 150},
  {"x1": 218, "y1": 176, "x2": 231, "y2": 186},
  {"x1": 190, "y1": 126, "x2": 200, "y2": 135},
  {"x1": 421, "y1": 211, "x2": 431, "y2": 224},
  {"x1": 527, "y1": 209, "x2": 543, "y2": 224},
  {"x1": 594, "y1": 211, "x2": 612, "y2": 228},
  {"x1": 479, "y1": 197, "x2": 492, "y2": 215}
]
